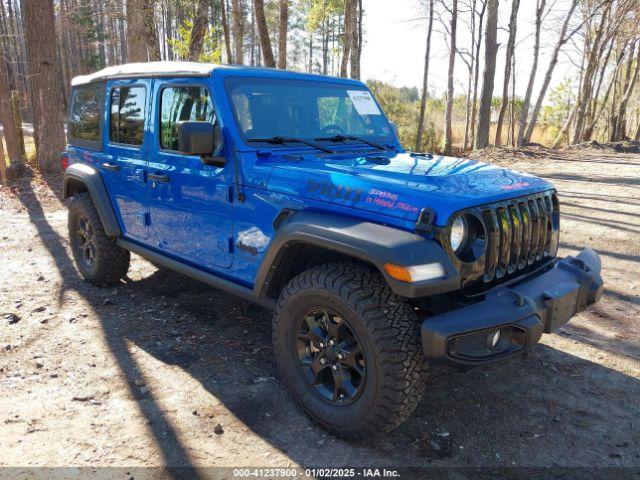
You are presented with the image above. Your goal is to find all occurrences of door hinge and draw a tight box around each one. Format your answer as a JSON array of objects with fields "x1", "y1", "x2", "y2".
[
  {"x1": 137, "y1": 212, "x2": 150, "y2": 226},
  {"x1": 228, "y1": 186, "x2": 234, "y2": 203},
  {"x1": 228, "y1": 237, "x2": 235, "y2": 253}
]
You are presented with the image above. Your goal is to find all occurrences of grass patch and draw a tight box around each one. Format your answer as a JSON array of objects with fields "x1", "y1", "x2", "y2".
[{"x1": 1, "y1": 134, "x2": 36, "y2": 167}]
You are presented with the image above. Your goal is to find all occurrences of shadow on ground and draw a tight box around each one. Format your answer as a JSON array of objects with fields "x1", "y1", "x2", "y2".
[{"x1": 13, "y1": 178, "x2": 640, "y2": 475}]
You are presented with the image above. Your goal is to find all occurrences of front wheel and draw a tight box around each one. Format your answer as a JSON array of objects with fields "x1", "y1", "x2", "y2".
[{"x1": 273, "y1": 263, "x2": 427, "y2": 440}]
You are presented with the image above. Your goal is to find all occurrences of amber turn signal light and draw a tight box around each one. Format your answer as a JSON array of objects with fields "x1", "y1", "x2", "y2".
[
  {"x1": 383, "y1": 263, "x2": 413, "y2": 283},
  {"x1": 384, "y1": 262, "x2": 447, "y2": 283}
]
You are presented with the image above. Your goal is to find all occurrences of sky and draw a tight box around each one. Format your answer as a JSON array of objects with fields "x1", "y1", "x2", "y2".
[{"x1": 360, "y1": 0, "x2": 582, "y2": 100}]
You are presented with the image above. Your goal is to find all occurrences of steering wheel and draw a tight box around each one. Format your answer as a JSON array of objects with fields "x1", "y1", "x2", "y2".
[{"x1": 319, "y1": 124, "x2": 346, "y2": 135}]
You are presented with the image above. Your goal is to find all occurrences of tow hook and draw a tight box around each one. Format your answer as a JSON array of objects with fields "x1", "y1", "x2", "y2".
[
  {"x1": 569, "y1": 257, "x2": 591, "y2": 272},
  {"x1": 512, "y1": 291, "x2": 526, "y2": 307}
]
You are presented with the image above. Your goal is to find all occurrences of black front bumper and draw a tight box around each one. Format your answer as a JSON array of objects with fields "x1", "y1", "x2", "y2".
[{"x1": 421, "y1": 248, "x2": 603, "y2": 367}]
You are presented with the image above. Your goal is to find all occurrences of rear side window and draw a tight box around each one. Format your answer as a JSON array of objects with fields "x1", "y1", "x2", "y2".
[
  {"x1": 68, "y1": 83, "x2": 104, "y2": 150},
  {"x1": 160, "y1": 86, "x2": 215, "y2": 151},
  {"x1": 109, "y1": 86, "x2": 146, "y2": 146}
]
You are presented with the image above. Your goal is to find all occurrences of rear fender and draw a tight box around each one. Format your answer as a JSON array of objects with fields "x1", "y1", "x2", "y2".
[{"x1": 63, "y1": 163, "x2": 121, "y2": 237}]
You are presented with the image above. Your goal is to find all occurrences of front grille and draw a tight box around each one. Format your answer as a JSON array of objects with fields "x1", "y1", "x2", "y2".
[
  {"x1": 480, "y1": 191, "x2": 559, "y2": 283},
  {"x1": 436, "y1": 190, "x2": 559, "y2": 294}
]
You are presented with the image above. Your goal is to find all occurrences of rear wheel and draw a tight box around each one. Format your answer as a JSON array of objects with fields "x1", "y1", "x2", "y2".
[
  {"x1": 68, "y1": 193, "x2": 130, "y2": 285},
  {"x1": 273, "y1": 263, "x2": 427, "y2": 439}
]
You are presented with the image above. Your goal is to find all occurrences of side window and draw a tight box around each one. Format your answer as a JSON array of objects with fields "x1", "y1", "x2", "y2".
[
  {"x1": 68, "y1": 83, "x2": 104, "y2": 149},
  {"x1": 160, "y1": 86, "x2": 215, "y2": 151},
  {"x1": 109, "y1": 86, "x2": 146, "y2": 146}
]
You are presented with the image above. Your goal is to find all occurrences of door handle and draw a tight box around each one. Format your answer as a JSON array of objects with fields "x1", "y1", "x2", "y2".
[
  {"x1": 148, "y1": 173, "x2": 170, "y2": 183},
  {"x1": 102, "y1": 162, "x2": 121, "y2": 172}
]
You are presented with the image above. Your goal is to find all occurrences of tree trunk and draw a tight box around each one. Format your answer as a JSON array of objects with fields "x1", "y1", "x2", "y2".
[
  {"x1": 253, "y1": 0, "x2": 275, "y2": 68},
  {"x1": 126, "y1": 0, "x2": 159, "y2": 62},
  {"x1": 0, "y1": 66, "x2": 23, "y2": 169},
  {"x1": 581, "y1": 37, "x2": 615, "y2": 142},
  {"x1": 21, "y1": 0, "x2": 66, "y2": 173},
  {"x1": 469, "y1": 0, "x2": 486, "y2": 148},
  {"x1": 572, "y1": 2, "x2": 612, "y2": 144},
  {"x1": 612, "y1": 44, "x2": 640, "y2": 141},
  {"x1": 143, "y1": 0, "x2": 161, "y2": 61},
  {"x1": 475, "y1": 0, "x2": 499, "y2": 150},
  {"x1": 349, "y1": 0, "x2": 360, "y2": 79},
  {"x1": 11, "y1": 90, "x2": 25, "y2": 158},
  {"x1": 221, "y1": 0, "x2": 233, "y2": 63},
  {"x1": 340, "y1": 0, "x2": 354, "y2": 77},
  {"x1": 415, "y1": 0, "x2": 434, "y2": 152},
  {"x1": 357, "y1": 0, "x2": 363, "y2": 76},
  {"x1": 584, "y1": 42, "x2": 628, "y2": 141},
  {"x1": 188, "y1": 0, "x2": 209, "y2": 61},
  {"x1": 95, "y1": 0, "x2": 107, "y2": 67},
  {"x1": 463, "y1": 0, "x2": 477, "y2": 150},
  {"x1": 308, "y1": 29, "x2": 313, "y2": 73},
  {"x1": 517, "y1": 0, "x2": 546, "y2": 146},
  {"x1": 249, "y1": 7, "x2": 256, "y2": 65},
  {"x1": 231, "y1": 0, "x2": 244, "y2": 64},
  {"x1": 524, "y1": 0, "x2": 579, "y2": 144},
  {"x1": 509, "y1": 53, "x2": 516, "y2": 146},
  {"x1": 443, "y1": 0, "x2": 457, "y2": 156},
  {"x1": 277, "y1": 0, "x2": 288, "y2": 69},
  {"x1": 0, "y1": 0, "x2": 15, "y2": 89},
  {"x1": 551, "y1": 104, "x2": 576, "y2": 149},
  {"x1": 0, "y1": 130, "x2": 6, "y2": 185},
  {"x1": 126, "y1": 0, "x2": 145, "y2": 61},
  {"x1": 495, "y1": 0, "x2": 519, "y2": 146}
]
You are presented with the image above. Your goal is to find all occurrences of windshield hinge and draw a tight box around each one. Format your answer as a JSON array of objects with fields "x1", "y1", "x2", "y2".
[{"x1": 415, "y1": 208, "x2": 436, "y2": 234}]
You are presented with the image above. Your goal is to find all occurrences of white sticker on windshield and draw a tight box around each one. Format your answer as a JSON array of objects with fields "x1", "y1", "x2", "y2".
[{"x1": 347, "y1": 90, "x2": 381, "y2": 116}]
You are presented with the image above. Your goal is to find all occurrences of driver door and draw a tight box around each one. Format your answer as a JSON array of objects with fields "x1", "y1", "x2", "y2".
[{"x1": 147, "y1": 79, "x2": 233, "y2": 269}]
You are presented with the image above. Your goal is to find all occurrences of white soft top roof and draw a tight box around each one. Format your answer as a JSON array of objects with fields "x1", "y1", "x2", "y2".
[{"x1": 71, "y1": 61, "x2": 219, "y2": 86}]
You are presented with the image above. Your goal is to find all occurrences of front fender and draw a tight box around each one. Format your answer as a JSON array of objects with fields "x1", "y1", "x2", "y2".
[
  {"x1": 255, "y1": 211, "x2": 460, "y2": 299},
  {"x1": 63, "y1": 163, "x2": 121, "y2": 237}
]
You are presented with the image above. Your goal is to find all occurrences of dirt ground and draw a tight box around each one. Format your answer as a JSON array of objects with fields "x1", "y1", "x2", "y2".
[{"x1": 1, "y1": 145, "x2": 639, "y2": 479}]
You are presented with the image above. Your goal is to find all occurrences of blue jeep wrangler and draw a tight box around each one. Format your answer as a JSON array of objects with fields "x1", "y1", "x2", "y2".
[{"x1": 62, "y1": 62, "x2": 603, "y2": 439}]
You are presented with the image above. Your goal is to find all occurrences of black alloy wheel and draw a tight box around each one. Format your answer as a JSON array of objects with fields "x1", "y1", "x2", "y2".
[
  {"x1": 296, "y1": 307, "x2": 366, "y2": 405},
  {"x1": 75, "y1": 215, "x2": 97, "y2": 268}
]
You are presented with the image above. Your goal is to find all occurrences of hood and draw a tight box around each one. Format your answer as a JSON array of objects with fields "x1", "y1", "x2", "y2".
[{"x1": 265, "y1": 150, "x2": 554, "y2": 226}]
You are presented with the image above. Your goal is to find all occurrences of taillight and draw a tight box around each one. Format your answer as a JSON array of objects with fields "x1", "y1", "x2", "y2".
[{"x1": 60, "y1": 151, "x2": 69, "y2": 171}]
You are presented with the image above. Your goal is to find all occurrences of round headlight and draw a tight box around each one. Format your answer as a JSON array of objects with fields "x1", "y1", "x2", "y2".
[{"x1": 450, "y1": 215, "x2": 467, "y2": 252}]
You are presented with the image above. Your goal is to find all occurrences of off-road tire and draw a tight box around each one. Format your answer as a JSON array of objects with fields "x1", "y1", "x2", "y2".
[
  {"x1": 273, "y1": 263, "x2": 427, "y2": 440},
  {"x1": 68, "y1": 193, "x2": 130, "y2": 285}
]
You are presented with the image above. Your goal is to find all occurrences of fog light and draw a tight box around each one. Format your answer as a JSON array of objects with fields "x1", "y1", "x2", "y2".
[
  {"x1": 449, "y1": 326, "x2": 522, "y2": 361},
  {"x1": 489, "y1": 330, "x2": 501, "y2": 349}
]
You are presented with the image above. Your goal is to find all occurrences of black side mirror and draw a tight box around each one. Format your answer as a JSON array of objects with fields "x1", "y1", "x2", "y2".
[{"x1": 177, "y1": 121, "x2": 226, "y2": 167}]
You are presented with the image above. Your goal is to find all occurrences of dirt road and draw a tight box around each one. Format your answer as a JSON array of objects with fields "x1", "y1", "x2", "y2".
[{"x1": 1, "y1": 146, "x2": 639, "y2": 478}]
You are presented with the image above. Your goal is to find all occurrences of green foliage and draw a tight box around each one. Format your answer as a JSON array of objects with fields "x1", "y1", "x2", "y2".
[
  {"x1": 365, "y1": 80, "x2": 532, "y2": 152},
  {"x1": 71, "y1": 0, "x2": 105, "y2": 70},
  {"x1": 540, "y1": 77, "x2": 575, "y2": 137},
  {"x1": 168, "y1": 20, "x2": 223, "y2": 63},
  {"x1": 367, "y1": 80, "x2": 420, "y2": 149},
  {"x1": 305, "y1": 0, "x2": 344, "y2": 33}
]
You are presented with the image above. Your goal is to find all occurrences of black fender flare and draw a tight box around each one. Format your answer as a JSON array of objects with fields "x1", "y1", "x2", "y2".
[
  {"x1": 63, "y1": 163, "x2": 122, "y2": 237},
  {"x1": 254, "y1": 211, "x2": 460, "y2": 299}
]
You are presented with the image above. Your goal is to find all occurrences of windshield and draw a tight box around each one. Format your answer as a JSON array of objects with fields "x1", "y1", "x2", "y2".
[{"x1": 226, "y1": 77, "x2": 394, "y2": 145}]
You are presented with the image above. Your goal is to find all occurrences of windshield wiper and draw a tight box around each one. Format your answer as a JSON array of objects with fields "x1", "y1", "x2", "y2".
[
  {"x1": 314, "y1": 134, "x2": 386, "y2": 151},
  {"x1": 247, "y1": 136, "x2": 334, "y2": 153}
]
